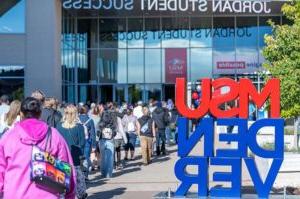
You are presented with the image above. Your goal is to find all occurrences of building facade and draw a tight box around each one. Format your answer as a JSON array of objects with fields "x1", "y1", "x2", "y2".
[{"x1": 0, "y1": 0, "x2": 289, "y2": 104}]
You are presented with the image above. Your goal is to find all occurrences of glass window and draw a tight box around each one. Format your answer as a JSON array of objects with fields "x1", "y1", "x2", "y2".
[
  {"x1": 98, "y1": 49, "x2": 122, "y2": 83},
  {"x1": 63, "y1": 85, "x2": 75, "y2": 103},
  {"x1": 213, "y1": 17, "x2": 235, "y2": 48},
  {"x1": 236, "y1": 48, "x2": 260, "y2": 74},
  {"x1": 161, "y1": 17, "x2": 189, "y2": 48},
  {"x1": 100, "y1": 85, "x2": 113, "y2": 102},
  {"x1": 128, "y1": 18, "x2": 144, "y2": 48},
  {"x1": 128, "y1": 84, "x2": 144, "y2": 104},
  {"x1": 0, "y1": 78, "x2": 24, "y2": 100},
  {"x1": 62, "y1": 49, "x2": 76, "y2": 84},
  {"x1": 145, "y1": 49, "x2": 161, "y2": 83},
  {"x1": 0, "y1": 65, "x2": 24, "y2": 77},
  {"x1": 236, "y1": 17, "x2": 258, "y2": 47},
  {"x1": 77, "y1": 50, "x2": 89, "y2": 83},
  {"x1": 213, "y1": 48, "x2": 235, "y2": 75},
  {"x1": 190, "y1": 17, "x2": 212, "y2": 48},
  {"x1": 0, "y1": 0, "x2": 25, "y2": 33},
  {"x1": 99, "y1": 18, "x2": 127, "y2": 48},
  {"x1": 128, "y1": 49, "x2": 144, "y2": 83},
  {"x1": 145, "y1": 84, "x2": 161, "y2": 101},
  {"x1": 77, "y1": 19, "x2": 98, "y2": 49},
  {"x1": 191, "y1": 48, "x2": 212, "y2": 81},
  {"x1": 62, "y1": 16, "x2": 76, "y2": 50},
  {"x1": 115, "y1": 86, "x2": 126, "y2": 105},
  {"x1": 78, "y1": 85, "x2": 98, "y2": 104},
  {"x1": 259, "y1": 16, "x2": 280, "y2": 47},
  {"x1": 145, "y1": 18, "x2": 161, "y2": 48},
  {"x1": 282, "y1": 16, "x2": 293, "y2": 26}
]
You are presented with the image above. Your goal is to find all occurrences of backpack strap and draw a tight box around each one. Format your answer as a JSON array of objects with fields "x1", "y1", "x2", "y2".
[
  {"x1": 44, "y1": 127, "x2": 52, "y2": 151},
  {"x1": 84, "y1": 118, "x2": 92, "y2": 126}
]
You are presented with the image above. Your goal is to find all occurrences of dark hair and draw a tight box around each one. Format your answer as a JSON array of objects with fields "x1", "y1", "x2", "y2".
[
  {"x1": 92, "y1": 106, "x2": 100, "y2": 115},
  {"x1": 126, "y1": 108, "x2": 133, "y2": 115},
  {"x1": 21, "y1": 97, "x2": 42, "y2": 119},
  {"x1": 78, "y1": 106, "x2": 87, "y2": 114}
]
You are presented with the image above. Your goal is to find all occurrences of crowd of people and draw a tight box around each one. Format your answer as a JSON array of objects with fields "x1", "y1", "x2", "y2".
[{"x1": 0, "y1": 92, "x2": 179, "y2": 199}]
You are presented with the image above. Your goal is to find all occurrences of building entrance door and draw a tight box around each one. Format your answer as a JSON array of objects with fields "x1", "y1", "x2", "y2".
[
  {"x1": 100, "y1": 85, "x2": 113, "y2": 103},
  {"x1": 163, "y1": 84, "x2": 175, "y2": 102},
  {"x1": 114, "y1": 85, "x2": 127, "y2": 105}
]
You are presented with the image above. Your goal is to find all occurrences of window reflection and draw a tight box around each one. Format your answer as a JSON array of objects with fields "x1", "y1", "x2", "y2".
[
  {"x1": 190, "y1": 17, "x2": 212, "y2": 48},
  {"x1": 161, "y1": 17, "x2": 189, "y2": 48},
  {"x1": 77, "y1": 50, "x2": 88, "y2": 83},
  {"x1": 0, "y1": 65, "x2": 24, "y2": 77},
  {"x1": 0, "y1": 0, "x2": 25, "y2": 33},
  {"x1": 145, "y1": 49, "x2": 161, "y2": 83},
  {"x1": 145, "y1": 18, "x2": 161, "y2": 48},
  {"x1": 236, "y1": 48, "x2": 260, "y2": 73},
  {"x1": 0, "y1": 78, "x2": 24, "y2": 100},
  {"x1": 213, "y1": 48, "x2": 235, "y2": 75},
  {"x1": 63, "y1": 85, "x2": 75, "y2": 103},
  {"x1": 78, "y1": 85, "x2": 97, "y2": 103},
  {"x1": 191, "y1": 48, "x2": 212, "y2": 81},
  {"x1": 99, "y1": 49, "x2": 119, "y2": 83},
  {"x1": 99, "y1": 18, "x2": 127, "y2": 48},
  {"x1": 213, "y1": 17, "x2": 235, "y2": 48},
  {"x1": 145, "y1": 84, "x2": 161, "y2": 101},
  {"x1": 128, "y1": 18, "x2": 144, "y2": 48},
  {"x1": 128, "y1": 49, "x2": 144, "y2": 83},
  {"x1": 60, "y1": 15, "x2": 283, "y2": 102},
  {"x1": 62, "y1": 50, "x2": 76, "y2": 84},
  {"x1": 115, "y1": 86, "x2": 126, "y2": 105},
  {"x1": 62, "y1": 15, "x2": 76, "y2": 50},
  {"x1": 77, "y1": 19, "x2": 98, "y2": 49},
  {"x1": 236, "y1": 17, "x2": 258, "y2": 47},
  {"x1": 128, "y1": 84, "x2": 143, "y2": 104}
]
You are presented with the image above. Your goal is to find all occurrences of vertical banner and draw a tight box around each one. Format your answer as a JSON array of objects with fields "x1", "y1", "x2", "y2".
[{"x1": 165, "y1": 48, "x2": 187, "y2": 83}]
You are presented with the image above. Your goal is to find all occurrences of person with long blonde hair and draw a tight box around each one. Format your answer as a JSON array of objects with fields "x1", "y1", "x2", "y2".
[
  {"x1": 0, "y1": 100, "x2": 21, "y2": 136},
  {"x1": 57, "y1": 104, "x2": 87, "y2": 199}
]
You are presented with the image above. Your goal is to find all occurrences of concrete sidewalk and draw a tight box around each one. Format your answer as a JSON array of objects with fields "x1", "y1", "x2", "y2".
[
  {"x1": 86, "y1": 145, "x2": 300, "y2": 199},
  {"x1": 87, "y1": 146, "x2": 178, "y2": 199}
]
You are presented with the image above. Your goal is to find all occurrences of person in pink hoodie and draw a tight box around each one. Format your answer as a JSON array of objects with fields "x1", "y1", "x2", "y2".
[{"x1": 0, "y1": 97, "x2": 76, "y2": 199}]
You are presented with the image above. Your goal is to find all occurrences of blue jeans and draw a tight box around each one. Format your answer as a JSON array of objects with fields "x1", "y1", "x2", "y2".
[
  {"x1": 156, "y1": 130, "x2": 166, "y2": 155},
  {"x1": 99, "y1": 139, "x2": 115, "y2": 178},
  {"x1": 165, "y1": 127, "x2": 171, "y2": 145},
  {"x1": 83, "y1": 139, "x2": 92, "y2": 178}
]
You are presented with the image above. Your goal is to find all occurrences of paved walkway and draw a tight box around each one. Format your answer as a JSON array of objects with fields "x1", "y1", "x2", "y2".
[
  {"x1": 87, "y1": 145, "x2": 178, "y2": 199},
  {"x1": 86, "y1": 144, "x2": 300, "y2": 199}
]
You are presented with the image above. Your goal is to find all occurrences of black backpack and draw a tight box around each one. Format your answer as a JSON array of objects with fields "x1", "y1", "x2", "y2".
[{"x1": 99, "y1": 110, "x2": 117, "y2": 139}]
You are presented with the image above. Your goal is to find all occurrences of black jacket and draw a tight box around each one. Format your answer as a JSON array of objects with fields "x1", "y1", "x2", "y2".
[
  {"x1": 152, "y1": 107, "x2": 169, "y2": 130},
  {"x1": 40, "y1": 108, "x2": 62, "y2": 128},
  {"x1": 57, "y1": 123, "x2": 85, "y2": 166}
]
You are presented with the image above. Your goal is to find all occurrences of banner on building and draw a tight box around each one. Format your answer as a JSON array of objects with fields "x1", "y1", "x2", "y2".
[{"x1": 165, "y1": 48, "x2": 187, "y2": 84}]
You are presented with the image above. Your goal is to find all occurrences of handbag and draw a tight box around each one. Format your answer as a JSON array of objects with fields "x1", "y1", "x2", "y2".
[{"x1": 30, "y1": 127, "x2": 72, "y2": 195}]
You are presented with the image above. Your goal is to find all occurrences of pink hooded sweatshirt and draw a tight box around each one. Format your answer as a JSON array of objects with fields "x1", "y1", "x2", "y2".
[{"x1": 0, "y1": 119, "x2": 76, "y2": 199}]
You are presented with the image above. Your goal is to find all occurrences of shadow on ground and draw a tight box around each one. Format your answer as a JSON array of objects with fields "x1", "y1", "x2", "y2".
[{"x1": 87, "y1": 187, "x2": 127, "y2": 199}]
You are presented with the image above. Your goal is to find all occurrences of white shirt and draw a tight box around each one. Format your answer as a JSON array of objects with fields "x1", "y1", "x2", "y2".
[
  {"x1": 133, "y1": 106, "x2": 143, "y2": 119},
  {"x1": 0, "y1": 114, "x2": 20, "y2": 133},
  {"x1": 114, "y1": 117, "x2": 128, "y2": 143},
  {"x1": 0, "y1": 104, "x2": 9, "y2": 117}
]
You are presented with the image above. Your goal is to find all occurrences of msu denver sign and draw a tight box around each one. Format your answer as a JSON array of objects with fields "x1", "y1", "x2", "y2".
[
  {"x1": 62, "y1": 0, "x2": 273, "y2": 14},
  {"x1": 175, "y1": 78, "x2": 283, "y2": 198}
]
